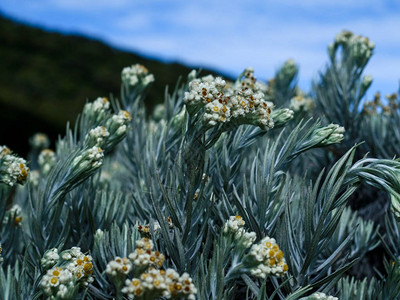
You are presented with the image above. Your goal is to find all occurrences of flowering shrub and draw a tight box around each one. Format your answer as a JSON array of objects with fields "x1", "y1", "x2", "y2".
[{"x1": 1, "y1": 31, "x2": 400, "y2": 299}]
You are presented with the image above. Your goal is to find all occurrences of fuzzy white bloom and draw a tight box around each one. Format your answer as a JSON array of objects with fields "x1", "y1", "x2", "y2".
[
  {"x1": 113, "y1": 110, "x2": 132, "y2": 124},
  {"x1": 82, "y1": 97, "x2": 111, "y2": 123},
  {"x1": 0, "y1": 243, "x2": 3, "y2": 264},
  {"x1": 334, "y1": 30, "x2": 354, "y2": 45},
  {"x1": 122, "y1": 268, "x2": 197, "y2": 300},
  {"x1": 122, "y1": 278, "x2": 144, "y2": 297},
  {"x1": 87, "y1": 146, "x2": 104, "y2": 167},
  {"x1": 38, "y1": 149, "x2": 57, "y2": 174},
  {"x1": 62, "y1": 248, "x2": 94, "y2": 286},
  {"x1": 104, "y1": 110, "x2": 132, "y2": 141},
  {"x1": 289, "y1": 94, "x2": 314, "y2": 112},
  {"x1": 135, "y1": 237, "x2": 154, "y2": 250},
  {"x1": 72, "y1": 146, "x2": 104, "y2": 169},
  {"x1": 128, "y1": 248, "x2": 165, "y2": 269},
  {"x1": 85, "y1": 126, "x2": 110, "y2": 147},
  {"x1": 223, "y1": 215, "x2": 256, "y2": 248},
  {"x1": 40, "y1": 266, "x2": 76, "y2": 299},
  {"x1": 106, "y1": 257, "x2": 132, "y2": 277},
  {"x1": 30, "y1": 133, "x2": 50, "y2": 149},
  {"x1": 223, "y1": 215, "x2": 245, "y2": 232},
  {"x1": 122, "y1": 64, "x2": 154, "y2": 86},
  {"x1": 248, "y1": 236, "x2": 288, "y2": 278},
  {"x1": 184, "y1": 68, "x2": 274, "y2": 130},
  {"x1": 92, "y1": 97, "x2": 110, "y2": 111},
  {"x1": 41, "y1": 248, "x2": 60, "y2": 270},
  {"x1": 143, "y1": 74, "x2": 155, "y2": 85},
  {"x1": 0, "y1": 154, "x2": 29, "y2": 186},
  {"x1": 332, "y1": 30, "x2": 374, "y2": 65}
]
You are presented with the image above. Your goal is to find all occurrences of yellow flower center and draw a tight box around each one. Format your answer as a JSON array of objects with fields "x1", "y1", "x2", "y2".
[
  {"x1": 132, "y1": 279, "x2": 140, "y2": 286},
  {"x1": 83, "y1": 263, "x2": 92, "y2": 272},
  {"x1": 135, "y1": 288, "x2": 143, "y2": 295},
  {"x1": 283, "y1": 264, "x2": 289, "y2": 272},
  {"x1": 14, "y1": 216, "x2": 22, "y2": 225},
  {"x1": 50, "y1": 277, "x2": 58, "y2": 285}
]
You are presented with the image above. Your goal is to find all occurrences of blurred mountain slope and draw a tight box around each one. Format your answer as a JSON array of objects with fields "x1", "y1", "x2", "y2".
[{"x1": 0, "y1": 14, "x2": 225, "y2": 155}]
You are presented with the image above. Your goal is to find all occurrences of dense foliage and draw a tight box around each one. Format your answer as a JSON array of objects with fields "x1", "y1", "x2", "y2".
[{"x1": 1, "y1": 30, "x2": 400, "y2": 299}]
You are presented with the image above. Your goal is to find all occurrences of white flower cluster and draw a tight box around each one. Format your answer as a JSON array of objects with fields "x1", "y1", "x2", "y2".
[
  {"x1": 108, "y1": 110, "x2": 132, "y2": 136},
  {"x1": 82, "y1": 97, "x2": 111, "y2": 124},
  {"x1": 0, "y1": 243, "x2": 3, "y2": 263},
  {"x1": 29, "y1": 133, "x2": 50, "y2": 149},
  {"x1": 87, "y1": 146, "x2": 104, "y2": 168},
  {"x1": 304, "y1": 292, "x2": 338, "y2": 300},
  {"x1": 129, "y1": 238, "x2": 165, "y2": 268},
  {"x1": 122, "y1": 267, "x2": 197, "y2": 300},
  {"x1": 40, "y1": 266, "x2": 76, "y2": 299},
  {"x1": 82, "y1": 109, "x2": 131, "y2": 152},
  {"x1": 41, "y1": 248, "x2": 60, "y2": 270},
  {"x1": 122, "y1": 64, "x2": 155, "y2": 86},
  {"x1": 107, "y1": 238, "x2": 197, "y2": 299},
  {"x1": 248, "y1": 236, "x2": 288, "y2": 279},
  {"x1": 40, "y1": 246, "x2": 94, "y2": 299},
  {"x1": 289, "y1": 92, "x2": 314, "y2": 113},
  {"x1": 222, "y1": 215, "x2": 256, "y2": 248},
  {"x1": 0, "y1": 147, "x2": 29, "y2": 186},
  {"x1": 106, "y1": 256, "x2": 132, "y2": 277},
  {"x1": 38, "y1": 149, "x2": 57, "y2": 174},
  {"x1": 61, "y1": 247, "x2": 94, "y2": 286},
  {"x1": 85, "y1": 126, "x2": 110, "y2": 147},
  {"x1": 183, "y1": 68, "x2": 274, "y2": 130},
  {"x1": 135, "y1": 237, "x2": 154, "y2": 250},
  {"x1": 73, "y1": 146, "x2": 104, "y2": 169},
  {"x1": 84, "y1": 97, "x2": 110, "y2": 113},
  {"x1": 330, "y1": 30, "x2": 375, "y2": 65}
]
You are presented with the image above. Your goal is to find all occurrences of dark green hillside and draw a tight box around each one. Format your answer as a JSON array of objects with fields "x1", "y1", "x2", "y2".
[{"x1": 0, "y1": 14, "x2": 225, "y2": 156}]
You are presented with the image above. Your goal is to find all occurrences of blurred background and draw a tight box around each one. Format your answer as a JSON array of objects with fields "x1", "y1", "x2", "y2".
[{"x1": 0, "y1": 0, "x2": 399, "y2": 156}]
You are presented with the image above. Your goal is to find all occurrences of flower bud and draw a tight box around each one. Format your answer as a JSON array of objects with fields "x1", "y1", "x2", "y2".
[{"x1": 271, "y1": 108, "x2": 294, "y2": 127}]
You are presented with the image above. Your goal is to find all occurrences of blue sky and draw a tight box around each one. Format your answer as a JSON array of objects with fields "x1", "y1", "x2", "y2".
[{"x1": 1, "y1": 0, "x2": 400, "y2": 96}]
